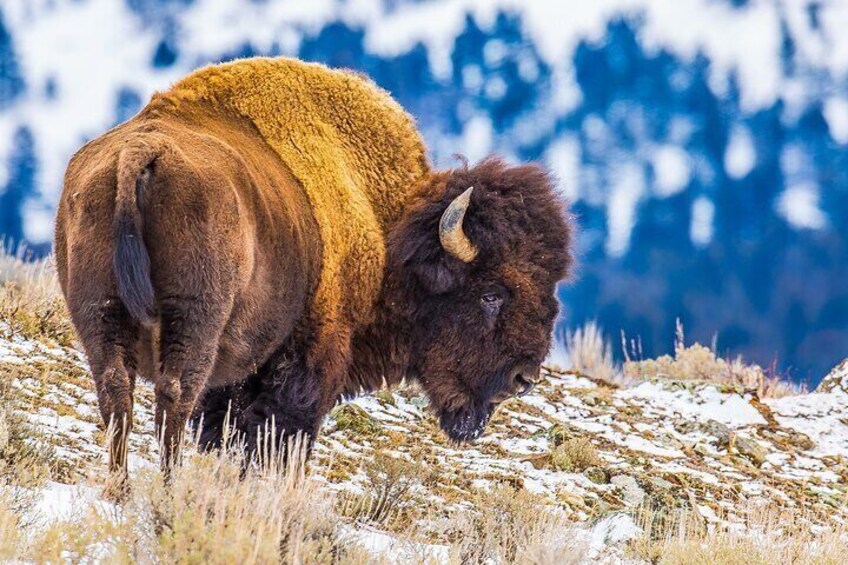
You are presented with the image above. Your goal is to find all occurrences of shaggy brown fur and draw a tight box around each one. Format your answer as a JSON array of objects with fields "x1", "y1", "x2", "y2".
[
  {"x1": 56, "y1": 56, "x2": 573, "y2": 474},
  {"x1": 55, "y1": 57, "x2": 428, "y2": 473},
  {"x1": 201, "y1": 157, "x2": 572, "y2": 445},
  {"x1": 347, "y1": 157, "x2": 572, "y2": 441},
  {"x1": 156, "y1": 58, "x2": 430, "y2": 415}
]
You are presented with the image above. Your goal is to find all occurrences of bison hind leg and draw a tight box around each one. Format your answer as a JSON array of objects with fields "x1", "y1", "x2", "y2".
[
  {"x1": 155, "y1": 296, "x2": 229, "y2": 469},
  {"x1": 73, "y1": 298, "x2": 139, "y2": 494}
]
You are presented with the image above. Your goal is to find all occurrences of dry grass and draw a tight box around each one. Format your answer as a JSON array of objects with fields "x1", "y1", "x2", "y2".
[
  {"x1": 336, "y1": 454, "x2": 590, "y2": 563},
  {"x1": 332, "y1": 403, "x2": 384, "y2": 436},
  {"x1": 0, "y1": 241, "x2": 590, "y2": 564},
  {"x1": 0, "y1": 243, "x2": 72, "y2": 346},
  {"x1": 560, "y1": 320, "x2": 800, "y2": 397},
  {"x1": 563, "y1": 321, "x2": 621, "y2": 385},
  {"x1": 447, "y1": 484, "x2": 587, "y2": 564},
  {"x1": 550, "y1": 437, "x2": 601, "y2": 473},
  {"x1": 0, "y1": 280, "x2": 74, "y2": 346},
  {"x1": 0, "y1": 369, "x2": 373, "y2": 563},
  {"x1": 629, "y1": 504, "x2": 848, "y2": 565},
  {"x1": 4, "y1": 436, "x2": 373, "y2": 564},
  {"x1": 334, "y1": 454, "x2": 591, "y2": 563},
  {"x1": 0, "y1": 490, "x2": 20, "y2": 562},
  {"x1": 0, "y1": 242, "x2": 61, "y2": 299},
  {"x1": 340, "y1": 452, "x2": 430, "y2": 527},
  {"x1": 1, "y1": 242, "x2": 830, "y2": 563},
  {"x1": 624, "y1": 321, "x2": 800, "y2": 398},
  {"x1": 29, "y1": 506, "x2": 136, "y2": 565},
  {"x1": 0, "y1": 376, "x2": 54, "y2": 490},
  {"x1": 135, "y1": 439, "x2": 358, "y2": 564}
]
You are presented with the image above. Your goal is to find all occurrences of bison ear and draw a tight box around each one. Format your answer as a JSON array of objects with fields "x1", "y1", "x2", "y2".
[
  {"x1": 412, "y1": 257, "x2": 465, "y2": 294},
  {"x1": 415, "y1": 185, "x2": 479, "y2": 293}
]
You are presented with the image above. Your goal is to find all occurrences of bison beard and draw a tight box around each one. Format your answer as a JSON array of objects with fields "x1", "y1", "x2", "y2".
[
  {"x1": 438, "y1": 402, "x2": 494, "y2": 443},
  {"x1": 196, "y1": 157, "x2": 573, "y2": 452}
]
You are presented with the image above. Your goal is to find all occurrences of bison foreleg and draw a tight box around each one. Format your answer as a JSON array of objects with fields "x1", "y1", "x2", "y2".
[
  {"x1": 236, "y1": 352, "x2": 322, "y2": 463},
  {"x1": 192, "y1": 383, "x2": 239, "y2": 451}
]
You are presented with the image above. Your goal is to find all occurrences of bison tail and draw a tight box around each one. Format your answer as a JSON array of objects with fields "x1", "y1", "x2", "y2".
[{"x1": 113, "y1": 140, "x2": 158, "y2": 326}]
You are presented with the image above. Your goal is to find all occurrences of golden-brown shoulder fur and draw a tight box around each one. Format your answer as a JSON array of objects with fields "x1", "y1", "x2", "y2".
[{"x1": 149, "y1": 57, "x2": 431, "y2": 372}]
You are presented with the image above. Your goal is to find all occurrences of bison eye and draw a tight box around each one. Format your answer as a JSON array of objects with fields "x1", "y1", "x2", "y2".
[{"x1": 480, "y1": 292, "x2": 503, "y2": 318}]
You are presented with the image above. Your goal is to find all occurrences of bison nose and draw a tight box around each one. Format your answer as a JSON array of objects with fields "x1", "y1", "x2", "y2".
[{"x1": 511, "y1": 364, "x2": 541, "y2": 397}]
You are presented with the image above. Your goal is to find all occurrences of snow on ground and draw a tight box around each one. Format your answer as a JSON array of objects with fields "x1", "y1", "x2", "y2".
[
  {"x1": 342, "y1": 525, "x2": 451, "y2": 564},
  {"x1": 619, "y1": 381, "x2": 768, "y2": 427},
  {"x1": 2, "y1": 326, "x2": 847, "y2": 561},
  {"x1": 28, "y1": 481, "x2": 112, "y2": 525},
  {"x1": 767, "y1": 392, "x2": 848, "y2": 458}
]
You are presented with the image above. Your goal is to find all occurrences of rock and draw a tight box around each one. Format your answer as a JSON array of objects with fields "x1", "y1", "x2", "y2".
[
  {"x1": 584, "y1": 466, "x2": 609, "y2": 484},
  {"x1": 702, "y1": 420, "x2": 732, "y2": 444},
  {"x1": 581, "y1": 391, "x2": 610, "y2": 407},
  {"x1": 656, "y1": 432, "x2": 686, "y2": 452},
  {"x1": 694, "y1": 443, "x2": 713, "y2": 456},
  {"x1": 611, "y1": 475, "x2": 645, "y2": 508},
  {"x1": 731, "y1": 433, "x2": 768, "y2": 467},
  {"x1": 816, "y1": 359, "x2": 848, "y2": 394},
  {"x1": 677, "y1": 419, "x2": 731, "y2": 448},
  {"x1": 758, "y1": 427, "x2": 815, "y2": 451}
]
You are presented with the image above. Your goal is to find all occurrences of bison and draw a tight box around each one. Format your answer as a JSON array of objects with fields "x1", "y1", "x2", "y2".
[{"x1": 55, "y1": 57, "x2": 572, "y2": 477}]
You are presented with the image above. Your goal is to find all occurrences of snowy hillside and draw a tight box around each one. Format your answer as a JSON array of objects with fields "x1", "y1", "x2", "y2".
[
  {"x1": 1, "y1": 0, "x2": 847, "y2": 381},
  {"x1": 2, "y1": 316, "x2": 847, "y2": 561}
]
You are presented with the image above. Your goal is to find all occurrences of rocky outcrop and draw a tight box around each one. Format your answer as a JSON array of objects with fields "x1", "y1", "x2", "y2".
[{"x1": 817, "y1": 359, "x2": 848, "y2": 395}]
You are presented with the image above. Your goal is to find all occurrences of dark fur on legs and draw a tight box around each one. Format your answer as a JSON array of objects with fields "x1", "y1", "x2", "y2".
[
  {"x1": 192, "y1": 384, "x2": 240, "y2": 450},
  {"x1": 194, "y1": 342, "x2": 322, "y2": 461}
]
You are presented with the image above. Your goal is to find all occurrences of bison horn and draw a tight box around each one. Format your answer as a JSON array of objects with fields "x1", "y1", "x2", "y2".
[{"x1": 439, "y1": 186, "x2": 479, "y2": 262}]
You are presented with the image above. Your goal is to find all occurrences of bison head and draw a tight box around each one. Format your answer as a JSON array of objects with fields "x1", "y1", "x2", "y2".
[{"x1": 386, "y1": 158, "x2": 573, "y2": 443}]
